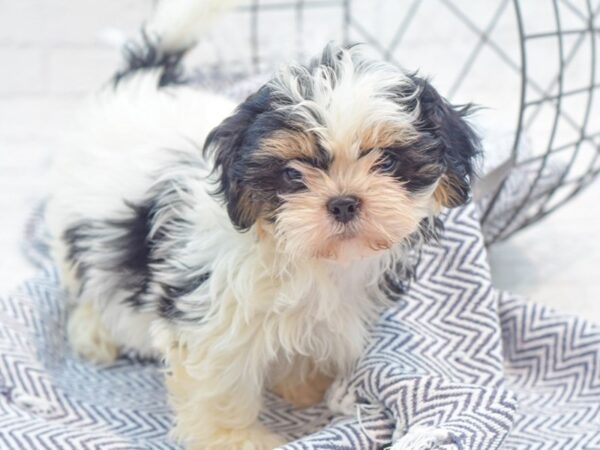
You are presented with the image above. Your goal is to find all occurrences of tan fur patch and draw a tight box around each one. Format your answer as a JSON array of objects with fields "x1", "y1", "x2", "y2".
[
  {"x1": 235, "y1": 188, "x2": 265, "y2": 227},
  {"x1": 256, "y1": 130, "x2": 317, "y2": 160},
  {"x1": 358, "y1": 121, "x2": 418, "y2": 155},
  {"x1": 434, "y1": 174, "x2": 464, "y2": 208},
  {"x1": 273, "y1": 371, "x2": 333, "y2": 408},
  {"x1": 275, "y1": 150, "x2": 430, "y2": 261},
  {"x1": 249, "y1": 115, "x2": 431, "y2": 262}
]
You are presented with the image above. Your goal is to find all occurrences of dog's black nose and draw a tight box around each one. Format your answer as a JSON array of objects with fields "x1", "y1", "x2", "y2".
[{"x1": 327, "y1": 196, "x2": 360, "y2": 223}]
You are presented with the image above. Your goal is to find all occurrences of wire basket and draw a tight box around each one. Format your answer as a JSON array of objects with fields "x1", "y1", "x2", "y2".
[{"x1": 194, "y1": 0, "x2": 600, "y2": 245}]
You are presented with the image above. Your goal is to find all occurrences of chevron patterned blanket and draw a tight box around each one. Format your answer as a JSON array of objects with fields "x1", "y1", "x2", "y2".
[{"x1": 1, "y1": 203, "x2": 599, "y2": 450}]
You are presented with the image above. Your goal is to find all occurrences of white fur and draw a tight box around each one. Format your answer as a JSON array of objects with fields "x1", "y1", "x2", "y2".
[
  {"x1": 147, "y1": 0, "x2": 243, "y2": 51},
  {"x1": 47, "y1": 70, "x2": 236, "y2": 358},
  {"x1": 47, "y1": 68, "x2": 410, "y2": 448}
]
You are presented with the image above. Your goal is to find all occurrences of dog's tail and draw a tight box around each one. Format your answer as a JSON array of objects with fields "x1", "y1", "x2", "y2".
[{"x1": 113, "y1": 0, "x2": 240, "y2": 87}]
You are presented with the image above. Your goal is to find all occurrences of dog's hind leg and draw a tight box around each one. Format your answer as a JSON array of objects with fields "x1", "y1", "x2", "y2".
[{"x1": 67, "y1": 301, "x2": 119, "y2": 364}]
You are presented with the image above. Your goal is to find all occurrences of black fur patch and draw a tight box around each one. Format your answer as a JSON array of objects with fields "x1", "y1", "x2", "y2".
[
  {"x1": 113, "y1": 30, "x2": 187, "y2": 88},
  {"x1": 63, "y1": 196, "x2": 210, "y2": 321},
  {"x1": 397, "y1": 75, "x2": 481, "y2": 204},
  {"x1": 376, "y1": 141, "x2": 446, "y2": 192},
  {"x1": 158, "y1": 273, "x2": 211, "y2": 319},
  {"x1": 63, "y1": 224, "x2": 94, "y2": 290},
  {"x1": 307, "y1": 42, "x2": 351, "y2": 90},
  {"x1": 110, "y1": 203, "x2": 152, "y2": 274},
  {"x1": 381, "y1": 216, "x2": 443, "y2": 297},
  {"x1": 63, "y1": 202, "x2": 155, "y2": 301},
  {"x1": 204, "y1": 84, "x2": 311, "y2": 229}
]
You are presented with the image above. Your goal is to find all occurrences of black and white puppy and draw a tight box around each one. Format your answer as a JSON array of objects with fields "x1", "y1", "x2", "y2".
[{"x1": 47, "y1": 1, "x2": 480, "y2": 448}]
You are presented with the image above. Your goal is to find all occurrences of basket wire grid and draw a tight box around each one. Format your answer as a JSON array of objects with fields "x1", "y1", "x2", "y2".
[{"x1": 202, "y1": 0, "x2": 600, "y2": 245}]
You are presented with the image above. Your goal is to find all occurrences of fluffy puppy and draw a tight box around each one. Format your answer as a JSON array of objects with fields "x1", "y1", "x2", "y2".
[{"x1": 47, "y1": 1, "x2": 480, "y2": 448}]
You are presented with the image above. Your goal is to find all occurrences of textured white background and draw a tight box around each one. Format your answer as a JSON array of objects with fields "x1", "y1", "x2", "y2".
[{"x1": 0, "y1": 0, "x2": 598, "y2": 321}]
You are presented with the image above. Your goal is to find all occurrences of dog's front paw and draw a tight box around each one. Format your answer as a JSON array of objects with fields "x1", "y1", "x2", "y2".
[{"x1": 185, "y1": 424, "x2": 285, "y2": 450}]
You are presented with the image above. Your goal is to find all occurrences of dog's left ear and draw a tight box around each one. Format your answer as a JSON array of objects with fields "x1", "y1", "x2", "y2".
[{"x1": 410, "y1": 76, "x2": 481, "y2": 208}]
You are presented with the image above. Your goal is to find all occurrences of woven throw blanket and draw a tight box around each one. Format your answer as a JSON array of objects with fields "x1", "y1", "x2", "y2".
[{"x1": 1, "y1": 203, "x2": 599, "y2": 449}]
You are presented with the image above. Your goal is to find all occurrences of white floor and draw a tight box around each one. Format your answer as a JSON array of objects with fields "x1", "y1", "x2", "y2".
[
  {"x1": 0, "y1": 0, "x2": 599, "y2": 323},
  {"x1": 489, "y1": 181, "x2": 600, "y2": 322}
]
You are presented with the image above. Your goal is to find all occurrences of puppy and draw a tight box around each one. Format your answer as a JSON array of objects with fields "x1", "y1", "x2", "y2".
[{"x1": 47, "y1": 1, "x2": 480, "y2": 448}]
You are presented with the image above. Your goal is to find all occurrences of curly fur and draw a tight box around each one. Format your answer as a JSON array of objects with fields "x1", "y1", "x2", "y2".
[{"x1": 46, "y1": 1, "x2": 480, "y2": 448}]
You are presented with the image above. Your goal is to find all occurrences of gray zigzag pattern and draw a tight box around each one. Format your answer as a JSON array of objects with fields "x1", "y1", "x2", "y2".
[
  {"x1": 280, "y1": 206, "x2": 517, "y2": 449},
  {"x1": 500, "y1": 294, "x2": 600, "y2": 450},
  {"x1": 0, "y1": 203, "x2": 599, "y2": 449}
]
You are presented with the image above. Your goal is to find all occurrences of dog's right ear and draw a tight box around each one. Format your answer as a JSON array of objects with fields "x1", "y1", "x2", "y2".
[{"x1": 203, "y1": 85, "x2": 275, "y2": 230}]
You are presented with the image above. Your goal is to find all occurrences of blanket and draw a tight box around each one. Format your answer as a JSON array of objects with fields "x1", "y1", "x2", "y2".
[{"x1": 1, "y1": 203, "x2": 599, "y2": 449}]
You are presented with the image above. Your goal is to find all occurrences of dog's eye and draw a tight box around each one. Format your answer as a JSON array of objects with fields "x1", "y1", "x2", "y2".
[
  {"x1": 377, "y1": 152, "x2": 400, "y2": 173},
  {"x1": 279, "y1": 166, "x2": 306, "y2": 193},
  {"x1": 282, "y1": 167, "x2": 303, "y2": 184}
]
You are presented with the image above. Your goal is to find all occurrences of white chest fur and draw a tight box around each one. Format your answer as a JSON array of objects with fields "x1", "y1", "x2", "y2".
[{"x1": 217, "y1": 233, "x2": 390, "y2": 382}]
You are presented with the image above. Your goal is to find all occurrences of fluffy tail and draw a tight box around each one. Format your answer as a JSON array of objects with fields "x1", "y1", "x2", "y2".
[{"x1": 114, "y1": 0, "x2": 241, "y2": 87}]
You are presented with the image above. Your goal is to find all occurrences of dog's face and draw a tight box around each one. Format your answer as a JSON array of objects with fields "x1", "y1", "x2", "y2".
[{"x1": 205, "y1": 45, "x2": 479, "y2": 262}]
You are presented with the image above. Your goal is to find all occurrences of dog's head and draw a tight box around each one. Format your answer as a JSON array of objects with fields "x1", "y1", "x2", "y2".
[{"x1": 205, "y1": 44, "x2": 480, "y2": 262}]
